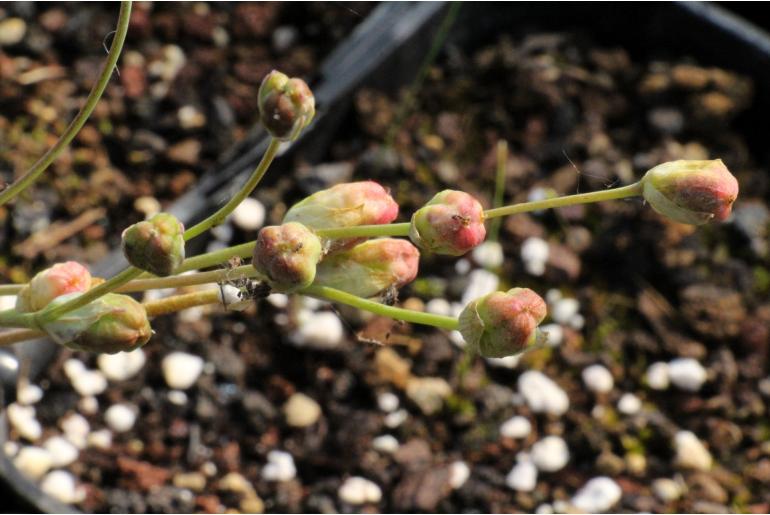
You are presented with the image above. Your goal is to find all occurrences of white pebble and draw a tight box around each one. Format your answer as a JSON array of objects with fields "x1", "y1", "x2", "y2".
[
  {"x1": 70, "y1": 369, "x2": 108, "y2": 397},
  {"x1": 536, "y1": 503, "x2": 554, "y2": 514},
  {"x1": 486, "y1": 355, "x2": 521, "y2": 369},
  {"x1": 60, "y1": 413, "x2": 90, "y2": 449},
  {"x1": 582, "y1": 364, "x2": 614, "y2": 394},
  {"x1": 97, "y1": 349, "x2": 146, "y2": 381},
  {"x1": 455, "y1": 258, "x2": 472, "y2": 275},
  {"x1": 673, "y1": 430, "x2": 712, "y2": 471},
  {"x1": 43, "y1": 436, "x2": 79, "y2": 468},
  {"x1": 261, "y1": 450, "x2": 297, "y2": 482},
  {"x1": 500, "y1": 416, "x2": 532, "y2": 439},
  {"x1": 17, "y1": 382, "x2": 43, "y2": 405},
  {"x1": 377, "y1": 392, "x2": 399, "y2": 413},
  {"x1": 425, "y1": 298, "x2": 453, "y2": 316},
  {"x1": 105, "y1": 403, "x2": 137, "y2": 433},
  {"x1": 177, "y1": 105, "x2": 206, "y2": 129},
  {"x1": 338, "y1": 476, "x2": 382, "y2": 505},
  {"x1": 231, "y1": 198, "x2": 265, "y2": 231},
  {"x1": 568, "y1": 313, "x2": 585, "y2": 330},
  {"x1": 617, "y1": 393, "x2": 642, "y2": 415},
  {"x1": 78, "y1": 396, "x2": 99, "y2": 415},
  {"x1": 571, "y1": 476, "x2": 622, "y2": 512},
  {"x1": 218, "y1": 284, "x2": 251, "y2": 311},
  {"x1": 668, "y1": 358, "x2": 707, "y2": 392},
  {"x1": 461, "y1": 269, "x2": 499, "y2": 306},
  {"x1": 14, "y1": 446, "x2": 53, "y2": 480},
  {"x1": 521, "y1": 237, "x2": 549, "y2": 276},
  {"x1": 550, "y1": 298, "x2": 580, "y2": 325},
  {"x1": 448, "y1": 461, "x2": 470, "y2": 490},
  {"x1": 87, "y1": 429, "x2": 113, "y2": 450},
  {"x1": 162, "y1": 352, "x2": 204, "y2": 390},
  {"x1": 545, "y1": 289, "x2": 562, "y2": 304},
  {"x1": 384, "y1": 409, "x2": 408, "y2": 428},
  {"x1": 372, "y1": 434, "x2": 399, "y2": 454},
  {"x1": 506, "y1": 460, "x2": 538, "y2": 492},
  {"x1": 62, "y1": 359, "x2": 86, "y2": 380},
  {"x1": 540, "y1": 323, "x2": 564, "y2": 347},
  {"x1": 472, "y1": 241, "x2": 504, "y2": 268},
  {"x1": 7, "y1": 403, "x2": 42, "y2": 441},
  {"x1": 651, "y1": 478, "x2": 682, "y2": 502},
  {"x1": 272, "y1": 25, "x2": 297, "y2": 53},
  {"x1": 168, "y1": 390, "x2": 188, "y2": 406},
  {"x1": 518, "y1": 370, "x2": 569, "y2": 416},
  {"x1": 283, "y1": 393, "x2": 322, "y2": 428},
  {"x1": 531, "y1": 436, "x2": 570, "y2": 472},
  {"x1": 40, "y1": 470, "x2": 85, "y2": 504},
  {"x1": 267, "y1": 293, "x2": 289, "y2": 308},
  {"x1": 646, "y1": 362, "x2": 670, "y2": 390},
  {"x1": 289, "y1": 311, "x2": 344, "y2": 349}
]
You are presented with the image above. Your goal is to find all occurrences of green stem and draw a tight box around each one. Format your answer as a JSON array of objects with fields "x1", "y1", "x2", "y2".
[
  {"x1": 301, "y1": 284, "x2": 459, "y2": 330},
  {"x1": 0, "y1": 309, "x2": 37, "y2": 329},
  {"x1": 175, "y1": 241, "x2": 256, "y2": 273},
  {"x1": 0, "y1": 285, "x2": 23, "y2": 295},
  {"x1": 0, "y1": 1, "x2": 132, "y2": 208},
  {"x1": 489, "y1": 140, "x2": 508, "y2": 241},
  {"x1": 183, "y1": 138, "x2": 282, "y2": 241},
  {"x1": 119, "y1": 265, "x2": 260, "y2": 293},
  {"x1": 315, "y1": 222, "x2": 411, "y2": 239}
]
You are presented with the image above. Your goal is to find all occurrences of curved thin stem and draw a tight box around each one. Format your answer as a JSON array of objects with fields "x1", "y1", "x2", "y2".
[
  {"x1": 314, "y1": 222, "x2": 410, "y2": 240},
  {"x1": 143, "y1": 289, "x2": 220, "y2": 317},
  {"x1": 118, "y1": 264, "x2": 260, "y2": 293},
  {"x1": 0, "y1": 1, "x2": 132, "y2": 207},
  {"x1": 175, "y1": 241, "x2": 256, "y2": 273}
]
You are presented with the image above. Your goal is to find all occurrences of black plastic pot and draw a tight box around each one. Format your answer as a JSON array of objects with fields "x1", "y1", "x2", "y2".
[{"x1": 2, "y1": 1, "x2": 770, "y2": 511}]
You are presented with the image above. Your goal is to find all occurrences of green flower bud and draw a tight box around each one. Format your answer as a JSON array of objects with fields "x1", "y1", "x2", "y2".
[
  {"x1": 122, "y1": 213, "x2": 185, "y2": 276},
  {"x1": 41, "y1": 293, "x2": 152, "y2": 354},
  {"x1": 409, "y1": 190, "x2": 486, "y2": 256},
  {"x1": 459, "y1": 287, "x2": 547, "y2": 358},
  {"x1": 258, "y1": 70, "x2": 315, "y2": 141},
  {"x1": 253, "y1": 222, "x2": 323, "y2": 293}
]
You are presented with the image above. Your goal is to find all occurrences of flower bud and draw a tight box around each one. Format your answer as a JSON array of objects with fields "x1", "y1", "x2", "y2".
[
  {"x1": 459, "y1": 287, "x2": 547, "y2": 358},
  {"x1": 258, "y1": 70, "x2": 315, "y2": 141},
  {"x1": 122, "y1": 213, "x2": 185, "y2": 276},
  {"x1": 313, "y1": 238, "x2": 419, "y2": 298},
  {"x1": 253, "y1": 222, "x2": 323, "y2": 293},
  {"x1": 41, "y1": 293, "x2": 152, "y2": 354},
  {"x1": 641, "y1": 159, "x2": 739, "y2": 225},
  {"x1": 409, "y1": 190, "x2": 486, "y2": 256},
  {"x1": 16, "y1": 262, "x2": 92, "y2": 312}
]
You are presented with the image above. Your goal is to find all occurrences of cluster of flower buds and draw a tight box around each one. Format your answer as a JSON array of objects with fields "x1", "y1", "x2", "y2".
[
  {"x1": 122, "y1": 213, "x2": 186, "y2": 276},
  {"x1": 314, "y1": 238, "x2": 419, "y2": 298},
  {"x1": 258, "y1": 70, "x2": 315, "y2": 141},
  {"x1": 459, "y1": 287, "x2": 547, "y2": 358},
  {"x1": 641, "y1": 159, "x2": 739, "y2": 225},
  {"x1": 252, "y1": 222, "x2": 323, "y2": 293},
  {"x1": 41, "y1": 292, "x2": 151, "y2": 354},
  {"x1": 409, "y1": 190, "x2": 486, "y2": 256},
  {"x1": 16, "y1": 262, "x2": 92, "y2": 312}
]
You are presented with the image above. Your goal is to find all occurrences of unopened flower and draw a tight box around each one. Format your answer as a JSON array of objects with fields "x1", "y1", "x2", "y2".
[
  {"x1": 314, "y1": 238, "x2": 419, "y2": 298},
  {"x1": 459, "y1": 287, "x2": 547, "y2": 358},
  {"x1": 122, "y1": 213, "x2": 185, "y2": 276},
  {"x1": 284, "y1": 181, "x2": 399, "y2": 250},
  {"x1": 410, "y1": 190, "x2": 486, "y2": 256},
  {"x1": 16, "y1": 262, "x2": 92, "y2": 312},
  {"x1": 641, "y1": 159, "x2": 739, "y2": 225},
  {"x1": 41, "y1": 293, "x2": 151, "y2": 354},
  {"x1": 253, "y1": 222, "x2": 322, "y2": 293},
  {"x1": 258, "y1": 70, "x2": 315, "y2": 141}
]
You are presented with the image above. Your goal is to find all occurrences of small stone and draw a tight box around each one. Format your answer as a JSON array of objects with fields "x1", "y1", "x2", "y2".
[
  {"x1": 571, "y1": 476, "x2": 622, "y2": 512},
  {"x1": 338, "y1": 476, "x2": 382, "y2": 505},
  {"x1": 272, "y1": 26, "x2": 297, "y2": 52},
  {"x1": 405, "y1": 376, "x2": 452, "y2": 415},
  {"x1": 540, "y1": 323, "x2": 564, "y2": 347},
  {"x1": 531, "y1": 436, "x2": 570, "y2": 472},
  {"x1": 78, "y1": 396, "x2": 99, "y2": 415},
  {"x1": 448, "y1": 461, "x2": 470, "y2": 490},
  {"x1": 105, "y1": 403, "x2": 137, "y2": 433},
  {"x1": 518, "y1": 370, "x2": 569, "y2": 416},
  {"x1": 384, "y1": 409, "x2": 408, "y2": 428},
  {"x1": 60, "y1": 413, "x2": 90, "y2": 449},
  {"x1": 461, "y1": 269, "x2": 499, "y2": 306},
  {"x1": 582, "y1": 364, "x2": 614, "y2": 394},
  {"x1": 40, "y1": 470, "x2": 84, "y2": 504},
  {"x1": 551, "y1": 298, "x2": 580, "y2": 325},
  {"x1": 506, "y1": 460, "x2": 538, "y2": 492},
  {"x1": 166, "y1": 139, "x2": 201, "y2": 165},
  {"x1": 17, "y1": 382, "x2": 43, "y2": 405},
  {"x1": 485, "y1": 355, "x2": 521, "y2": 369},
  {"x1": 88, "y1": 429, "x2": 112, "y2": 450},
  {"x1": 219, "y1": 471, "x2": 255, "y2": 494},
  {"x1": 134, "y1": 196, "x2": 161, "y2": 218},
  {"x1": 4, "y1": 441, "x2": 19, "y2": 458},
  {"x1": 289, "y1": 311, "x2": 344, "y2": 349},
  {"x1": 261, "y1": 450, "x2": 296, "y2": 482},
  {"x1": 240, "y1": 497, "x2": 265, "y2": 514},
  {"x1": 231, "y1": 198, "x2": 266, "y2": 231},
  {"x1": 178, "y1": 105, "x2": 206, "y2": 129},
  {"x1": 0, "y1": 18, "x2": 26, "y2": 46},
  {"x1": 162, "y1": 352, "x2": 204, "y2": 390},
  {"x1": 646, "y1": 362, "x2": 670, "y2": 390},
  {"x1": 674, "y1": 431, "x2": 713, "y2": 471},
  {"x1": 472, "y1": 241, "x2": 504, "y2": 268},
  {"x1": 7, "y1": 403, "x2": 42, "y2": 441},
  {"x1": 668, "y1": 358, "x2": 707, "y2": 392},
  {"x1": 43, "y1": 436, "x2": 79, "y2": 467},
  {"x1": 652, "y1": 478, "x2": 682, "y2": 502},
  {"x1": 617, "y1": 393, "x2": 642, "y2": 415},
  {"x1": 283, "y1": 393, "x2": 321, "y2": 428},
  {"x1": 97, "y1": 350, "x2": 146, "y2": 381},
  {"x1": 173, "y1": 472, "x2": 207, "y2": 493},
  {"x1": 372, "y1": 434, "x2": 399, "y2": 454},
  {"x1": 500, "y1": 416, "x2": 532, "y2": 439},
  {"x1": 14, "y1": 446, "x2": 53, "y2": 480},
  {"x1": 536, "y1": 503, "x2": 554, "y2": 514},
  {"x1": 425, "y1": 298, "x2": 453, "y2": 316},
  {"x1": 168, "y1": 390, "x2": 188, "y2": 406},
  {"x1": 377, "y1": 392, "x2": 399, "y2": 412},
  {"x1": 62, "y1": 359, "x2": 86, "y2": 380},
  {"x1": 521, "y1": 237, "x2": 549, "y2": 276},
  {"x1": 70, "y1": 369, "x2": 108, "y2": 397}
]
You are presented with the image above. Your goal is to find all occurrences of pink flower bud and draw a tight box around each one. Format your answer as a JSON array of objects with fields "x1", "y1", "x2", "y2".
[
  {"x1": 258, "y1": 70, "x2": 315, "y2": 141},
  {"x1": 16, "y1": 262, "x2": 92, "y2": 312},
  {"x1": 313, "y1": 238, "x2": 419, "y2": 298},
  {"x1": 459, "y1": 287, "x2": 547, "y2": 358},
  {"x1": 41, "y1": 293, "x2": 152, "y2": 354},
  {"x1": 122, "y1": 213, "x2": 185, "y2": 276},
  {"x1": 641, "y1": 159, "x2": 739, "y2": 225},
  {"x1": 409, "y1": 190, "x2": 486, "y2": 256},
  {"x1": 253, "y1": 222, "x2": 323, "y2": 293},
  {"x1": 284, "y1": 181, "x2": 399, "y2": 250}
]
